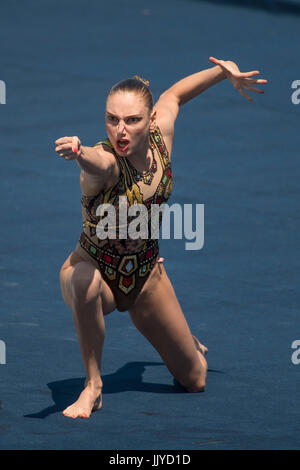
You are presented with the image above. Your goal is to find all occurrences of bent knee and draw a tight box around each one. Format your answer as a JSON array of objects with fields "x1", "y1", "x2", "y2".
[
  {"x1": 179, "y1": 369, "x2": 207, "y2": 393},
  {"x1": 185, "y1": 379, "x2": 206, "y2": 393}
]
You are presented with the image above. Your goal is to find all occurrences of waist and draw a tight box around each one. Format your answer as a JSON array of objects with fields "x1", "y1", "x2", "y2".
[{"x1": 79, "y1": 231, "x2": 159, "y2": 270}]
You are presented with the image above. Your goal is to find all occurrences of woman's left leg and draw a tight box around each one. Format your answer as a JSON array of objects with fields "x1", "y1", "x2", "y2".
[{"x1": 128, "y1": 262, "x2": 207, "y2": 392}]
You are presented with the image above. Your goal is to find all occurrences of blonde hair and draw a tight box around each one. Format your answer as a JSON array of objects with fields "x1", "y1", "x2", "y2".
[
  {"x1": 132, "y1": 75, "x2": 150, "y2": 87},
  {"x1": 108, "y1": 75, "x2": 153, "y2": 110}
]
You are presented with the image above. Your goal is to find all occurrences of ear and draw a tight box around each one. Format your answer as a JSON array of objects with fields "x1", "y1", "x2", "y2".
[{"x1": 149, "y1": 109, "x2": 157, "y2": 131}]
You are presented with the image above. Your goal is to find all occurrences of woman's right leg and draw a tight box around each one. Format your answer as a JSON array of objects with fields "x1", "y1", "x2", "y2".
[{"x1": 59, "y1": 251, "x2": 116, "y2": 418}]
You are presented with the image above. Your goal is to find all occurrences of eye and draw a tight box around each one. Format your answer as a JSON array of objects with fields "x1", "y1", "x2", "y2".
[
  {"x1": 127, "y1": 117, "x2": 141, "y2": 124},
  {"x1": 106, "y1": 115, "x2": 118, "y2": 124}
]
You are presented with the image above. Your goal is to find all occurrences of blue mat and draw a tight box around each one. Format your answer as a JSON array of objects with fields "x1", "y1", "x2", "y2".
[{"x1": 0, "y1": 0, "x2": 299, "y2": 450}]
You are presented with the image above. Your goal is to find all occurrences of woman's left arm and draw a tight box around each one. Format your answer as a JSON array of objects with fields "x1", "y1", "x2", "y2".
[
  {"x1": 165, "y1": 57, "x2": 267, "y2": 106},
  {"x1": 154, "y1": 58, "x2": 267, "y2": 138}
]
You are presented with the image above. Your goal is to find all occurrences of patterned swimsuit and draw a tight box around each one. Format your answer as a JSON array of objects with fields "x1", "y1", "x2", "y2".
[{"x1": 79, "y1": 126, "x2": 173, "y2": 312}]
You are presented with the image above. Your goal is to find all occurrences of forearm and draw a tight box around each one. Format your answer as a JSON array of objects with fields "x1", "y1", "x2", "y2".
[
  {"x1": 75, "y1": 145, "x2": 108, "y2": 175},
  {"x1": 166, "y1": 62, "x2": 236, "y2": 106}
]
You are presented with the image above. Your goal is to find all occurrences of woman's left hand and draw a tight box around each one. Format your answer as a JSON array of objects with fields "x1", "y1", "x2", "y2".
[{"x1": 209, "y1": 56, "x2": 268, "y2": 102}]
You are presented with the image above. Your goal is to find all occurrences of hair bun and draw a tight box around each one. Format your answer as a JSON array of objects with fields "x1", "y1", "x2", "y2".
[{"x1": 133, "y1": 75, "x2": 150, "y2": 87}]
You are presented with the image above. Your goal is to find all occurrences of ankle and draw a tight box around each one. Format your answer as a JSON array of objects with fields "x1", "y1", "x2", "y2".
[{"x1": 85, "y1": 379, "x2": 103, "y2": 391}]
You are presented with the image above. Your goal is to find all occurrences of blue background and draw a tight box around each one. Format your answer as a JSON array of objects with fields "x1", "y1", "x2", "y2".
[{"x1": 0, "y1": 0, "x2": 299, "y2": 450}]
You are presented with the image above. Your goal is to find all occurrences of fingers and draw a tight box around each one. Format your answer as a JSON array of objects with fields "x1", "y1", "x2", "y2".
[
  {"x1": 54, "y1": 136, "x2": 81, "y2": 160},
  {"x1": 209, "y1": 56, "x2": 225, "y2": 67},
  {"x1": 239, "y1": 70, "x2": 261, "y2": 77},
  {"x1": 209, "y1": 58, "x2": 267, "y2": 101},
  {"x1": 244, "y1": 78, "x2": 268, "y2": 85},
  {"x1": 56, "y1": 148, "x2": 77, "y2": 160},
  {"x1": 244, "y1": 84, "x2": 265, "y2": 94},
  {"x1": 55, "y1": 143, "x2": 73, "y2": 152},
  {"x1": 57, "y1": 147, "x2": 74, "y2": 156},
  {"x1": 239, "y1": 72, "x2": 268, "y2": 90},
  {"x1": 239, "y1": 87, "x2": 253, "y2": 102},
  {"x1": 72, "y1": 136, "x2": 80, "y2": 153},
  {"x1": 242, "y1": 76, "x2": 268, "y2": 95},
  {"x1": 55, "y1": 136, "x2": 73, "y2": 145},
  {"x1": 55, "y1": 136, "x2": 81, "y2": 148}
]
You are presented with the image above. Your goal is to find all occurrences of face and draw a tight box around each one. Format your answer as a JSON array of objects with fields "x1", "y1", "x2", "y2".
[{"x1": 105, "y1": 91, "x2": 155, "y2": 156}]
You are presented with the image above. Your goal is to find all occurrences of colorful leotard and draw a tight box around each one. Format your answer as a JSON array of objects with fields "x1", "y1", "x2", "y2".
[{"x1": 79, "y1": 126, "x2": 173, "y2": 312}]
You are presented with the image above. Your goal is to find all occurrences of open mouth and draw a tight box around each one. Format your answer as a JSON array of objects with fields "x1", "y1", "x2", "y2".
[{"x1": 116, "y1": 139, "x2": 130, "y2": 152}]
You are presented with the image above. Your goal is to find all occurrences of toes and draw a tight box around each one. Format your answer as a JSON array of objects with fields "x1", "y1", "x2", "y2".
[
  {"x1": 62, "y1": 392, "x2": 102, "y2": 419},
  {"x1": 62, "y1": 406, "x2": 92, "y2": 419},
  {"x1": 192, "y1": 335, "x2": 208, "y2": 356},
  {"x1": 62, "y1": 409, "x2": 77, "y2": 419}
]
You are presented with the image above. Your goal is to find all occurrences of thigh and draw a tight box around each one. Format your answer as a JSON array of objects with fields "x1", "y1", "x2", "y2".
[
  {"x1": 59, "y1": 250, "x2": 116, "y2": 315},
  {"x1": 128, "y1": 263, "x2": 203, "y2": 388}
]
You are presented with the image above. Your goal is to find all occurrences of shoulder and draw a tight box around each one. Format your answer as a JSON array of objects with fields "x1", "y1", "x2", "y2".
[{"x1": 93, "y1": 138, "x2": 117, "y2": 165}]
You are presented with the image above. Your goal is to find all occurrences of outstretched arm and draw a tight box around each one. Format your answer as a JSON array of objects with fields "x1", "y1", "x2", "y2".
[
  {"x1": 162, "y1": 61, "x2": 228, "y2": 106},
  {"x1": 154, "y1": 58, "x2": 267, "y2": 135}
]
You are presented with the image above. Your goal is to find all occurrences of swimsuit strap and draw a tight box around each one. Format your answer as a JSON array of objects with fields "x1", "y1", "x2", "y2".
[{"x1": 150, "y1": 126, "x2": 171, "y2": 170}]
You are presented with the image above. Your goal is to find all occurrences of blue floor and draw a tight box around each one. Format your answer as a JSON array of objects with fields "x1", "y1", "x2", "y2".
[{"x1": 0, "y1": 0, "x2": 300, "y2": 450}]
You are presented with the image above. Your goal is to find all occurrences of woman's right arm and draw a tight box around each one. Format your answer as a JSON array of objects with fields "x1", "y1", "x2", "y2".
[
  {"x1": 55, "y1": 135, "x2": 114, "y2": 176},
  {"x1": 55, "y1": 135, "x2": 118, "y2": 194}
]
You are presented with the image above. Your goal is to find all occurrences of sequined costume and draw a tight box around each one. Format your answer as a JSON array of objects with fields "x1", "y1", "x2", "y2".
[{"x1": 79, "y1": 126, "x2": 173, "y2": 311}]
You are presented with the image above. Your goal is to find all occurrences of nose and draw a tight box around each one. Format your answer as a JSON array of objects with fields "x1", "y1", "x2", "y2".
[{"x1": 117, "y1": 120, "x2": 126, "y2": 134}]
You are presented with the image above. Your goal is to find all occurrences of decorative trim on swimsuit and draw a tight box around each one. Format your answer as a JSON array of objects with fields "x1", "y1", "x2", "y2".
[{"x1": 79, "y1": 231, "x2": 159, "y2": 298}]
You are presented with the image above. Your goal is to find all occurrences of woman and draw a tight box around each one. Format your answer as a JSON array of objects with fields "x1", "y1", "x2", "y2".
[{"x1": 55, "y1": 57, "x2": 267, "y2": 419}]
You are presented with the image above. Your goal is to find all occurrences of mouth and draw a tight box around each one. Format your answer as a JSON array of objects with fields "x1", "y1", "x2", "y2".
[{"x1": 116, "y1": 139, "x2": 130, "y2": 152}]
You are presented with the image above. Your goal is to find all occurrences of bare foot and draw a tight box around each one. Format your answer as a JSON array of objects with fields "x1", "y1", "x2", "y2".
[
  {"x1": 192, "y1": 335, "x2": 208, "y2": 356},
  {"x1": 62, "y1": 383, "x2": 102, "y2": 419}
]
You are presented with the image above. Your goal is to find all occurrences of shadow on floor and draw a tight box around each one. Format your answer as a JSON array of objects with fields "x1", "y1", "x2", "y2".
[
  {"x1": 24, "y1": 361, "x2": 185, "y2": 419},
  {"x1": 24, "y1": 361, "x2": 224, "y2": 419}
]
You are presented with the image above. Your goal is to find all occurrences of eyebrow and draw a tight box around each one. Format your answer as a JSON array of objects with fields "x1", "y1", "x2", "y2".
[{"x1": 106, "y1": 112, "x2": 142, "y2": 118}]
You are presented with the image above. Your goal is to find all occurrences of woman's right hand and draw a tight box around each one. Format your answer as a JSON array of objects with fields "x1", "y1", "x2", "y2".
[{"x1": 55, "y1": 136, "x2": 82, "y2": 160}]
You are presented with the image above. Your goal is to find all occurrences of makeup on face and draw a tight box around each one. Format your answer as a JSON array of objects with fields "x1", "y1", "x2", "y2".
[{"x1": 105, "y1": 92, "x2": 152, "y2": 156}]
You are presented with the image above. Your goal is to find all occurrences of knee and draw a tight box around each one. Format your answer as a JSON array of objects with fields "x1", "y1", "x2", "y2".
[
  {"x1": 185, "y1": 377, "x2": 206, "y2": 393},
  {"x1": 179, "y1": 368, "x2": 207, "y2": 393}
]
